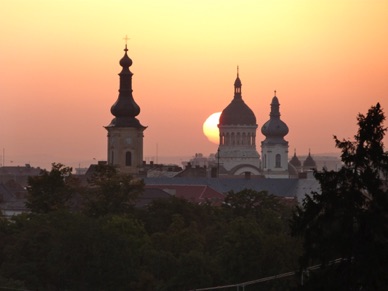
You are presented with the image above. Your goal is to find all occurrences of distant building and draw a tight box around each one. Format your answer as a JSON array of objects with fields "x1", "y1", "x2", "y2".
[
  {"x1": 216, "y1": 69, "x2": 261, "y2": 175},
  {"x1": 302, "y1": 150, "x2": 317, "y2": 172},
  {"x1": 105, "y1": 45, "x2": 146, "y2": 175},
  {"x1": 145, "y1": 184, "x2": 224, "y2": 205},
  {"x1": 0, "y1": 164, "x2": 41, "y2": 187},
  {"x1": 289, "y1": 150, "x2": 302, "y2": 173},
  {"x1": 0, "y1": 164, "x2": 42, "y2": 218},
  {"x1": 144, "y1": 176, "x2": 320, "y2": 203}
]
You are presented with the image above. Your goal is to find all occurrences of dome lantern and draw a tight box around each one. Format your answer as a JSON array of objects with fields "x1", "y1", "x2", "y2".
[{"x1": 219, "y1": 68, "x2": 256, "y2": 126}]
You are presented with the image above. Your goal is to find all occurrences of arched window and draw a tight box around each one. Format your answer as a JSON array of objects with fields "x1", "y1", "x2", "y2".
[
  {"x1": 126, "y1": 151, "x2": 132, "y2": 166},
  {"x1": 242, "y1": 132, "x2": 246, "y2": 145},
  {"x1": 275, "y1": 154, "x2": 281, "y2": 168}
]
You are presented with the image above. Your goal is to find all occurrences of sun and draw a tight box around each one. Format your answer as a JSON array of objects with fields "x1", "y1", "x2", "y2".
[{"x1": 203, "y1": 112, "x2": 221, "y2": 144}]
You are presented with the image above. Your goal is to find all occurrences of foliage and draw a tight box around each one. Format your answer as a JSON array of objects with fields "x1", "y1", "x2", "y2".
[
  {"x1": 25, "y1": 163, "x2": 78, "y2": 213},
  {"x1": 291, "y1": 103, "x2": 388, "y2": 290},
  {"x1": 0, "y1": 177, "x2": 301, "y2": 290},
  {"x1": 81, "y1": 163, "x2": 144, "y2": 217},
  {"x1": 0, "y1": 212, "x2": 149, "y2": 291}
]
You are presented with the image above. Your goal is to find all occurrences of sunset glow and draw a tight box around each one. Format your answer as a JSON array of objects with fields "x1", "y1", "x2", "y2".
[{"x1": 1, "y1": 0, "x2": 387, "y2": 169}]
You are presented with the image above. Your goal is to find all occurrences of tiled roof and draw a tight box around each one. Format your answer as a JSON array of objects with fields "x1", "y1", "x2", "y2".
[
  {"x1": 145, "y1": 184, "x2": 224, "y2": 205},
  {"x1": 144, "y1": 177, "x2": 320, "y2": 202}
]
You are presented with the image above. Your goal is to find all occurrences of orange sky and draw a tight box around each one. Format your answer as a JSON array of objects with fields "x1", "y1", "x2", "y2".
[{"x1": 1, "y1": 0, "x2": 387, "y2": 169}]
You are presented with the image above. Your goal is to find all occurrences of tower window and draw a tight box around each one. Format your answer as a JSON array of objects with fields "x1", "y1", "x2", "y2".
[
  {"x1": 225, "y1": 133, "x2": 230, "y2": 145},
  {"x1": 275, "y1": 154, "x2": 281, "y2": 168},
  {"x1": 126, "y1": 151, "x2": 132, "y2": 166}
]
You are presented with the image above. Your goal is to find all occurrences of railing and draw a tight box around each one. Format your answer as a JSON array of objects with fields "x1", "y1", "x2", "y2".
[{"x1": 189, "y1": 258, "x2": 343, "y2": 291}]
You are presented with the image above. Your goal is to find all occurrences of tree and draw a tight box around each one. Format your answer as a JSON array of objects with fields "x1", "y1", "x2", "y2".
[
  {"x1": 82, "y1": 163, "x2": 144, "y2": 217},
  {"x1": 26, "y1": 163, "x2": 77, "y2": 213},
  {"x1": 223, "y1": 189, "x2": 291, "y2": 234},
  {"x1": 291, "y1": 103, "x2": 388, "y2": 290}
]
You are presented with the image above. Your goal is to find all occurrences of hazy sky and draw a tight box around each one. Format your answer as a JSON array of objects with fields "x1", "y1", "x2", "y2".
[{"x1": 1, "y1": 0, "x2": 387, "y2": 169}]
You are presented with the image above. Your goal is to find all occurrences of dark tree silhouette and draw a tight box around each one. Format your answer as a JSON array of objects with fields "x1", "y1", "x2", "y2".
[
  {"x1": 26, "y1": 163, "x2": 77, "y2": 213},
  {"x1": 82, "y1": 163, "x2": 144, "y2": 217},
  {"x1": 291, "y1": 103, "x2": 388, "y2": 290}
]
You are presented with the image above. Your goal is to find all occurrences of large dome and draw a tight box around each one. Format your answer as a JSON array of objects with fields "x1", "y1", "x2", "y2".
[
  {"x1": 219, "y1": 72, "x2": 256, "y2": 126},
  {"x1": 219, "y1": 99, "x2": 256, "y2": 125}
]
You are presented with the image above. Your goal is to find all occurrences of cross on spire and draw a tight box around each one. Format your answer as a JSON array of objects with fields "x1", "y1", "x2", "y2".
[
  {"x1": 123, "y1": 35, "x2": 130, "y2": 44},
  {"x1": 123, "y1": 35, "x2": 130, "y2": 51}
]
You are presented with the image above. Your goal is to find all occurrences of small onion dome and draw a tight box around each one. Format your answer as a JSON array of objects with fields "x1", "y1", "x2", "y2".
[
  {"x1": 303, "y1": 151, "x2": 317, "y2": 169},
  {"x1": 289, "y1": 150, "x2": 302, "y2": 168},
  {"x1": 219, "y1": 71, "x2": 256, "y2": 125},
  {"x1": 119, "y1": 45, "x2": 133, "y2": 68},
  {"x1": 261, "y1": 96, "x2": 289, "y2": 139}
]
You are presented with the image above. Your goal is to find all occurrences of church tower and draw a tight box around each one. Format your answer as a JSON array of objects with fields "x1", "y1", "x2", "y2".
[
  {"x1": 261, "y1": 92, "x2": 289, "y2": 178},
  {"x1": 105, "y1": 45, "x2": 146, "y2": 174},
  {"x1": 217, "y1": 69, "x2": 261, "y2": 175}
]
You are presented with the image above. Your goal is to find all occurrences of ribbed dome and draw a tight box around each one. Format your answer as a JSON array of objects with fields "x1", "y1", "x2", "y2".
[
  {"x1": 219, "y1": 71, "x2": 256, "y2": 126},
  {"x1": 261, "y1": 95, "x2": 289, "y2": 139},
  {"x1": 219, "y1": 99, "x2": 256, "y2": 125}
]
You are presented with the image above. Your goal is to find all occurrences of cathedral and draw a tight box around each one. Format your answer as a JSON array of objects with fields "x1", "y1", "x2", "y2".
[
  {"x1": 105, "y1": 46, "x2": 316, "y2": 178},
  {"x1": 216, "y1": 70, "x2": 295, "y2": 178},
  {"x1": 216, "y1": 69, "x2": 261, "y2": 175}
]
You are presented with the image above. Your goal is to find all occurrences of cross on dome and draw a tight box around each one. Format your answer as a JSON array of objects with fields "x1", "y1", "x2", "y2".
[{"x1": 123, "y1": 35, "x2": 130, "y2": 51}]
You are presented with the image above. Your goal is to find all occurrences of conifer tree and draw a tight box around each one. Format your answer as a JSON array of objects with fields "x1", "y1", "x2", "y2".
[{"x1": 291, "y1": 103, "x2": 388, "y2": 290}]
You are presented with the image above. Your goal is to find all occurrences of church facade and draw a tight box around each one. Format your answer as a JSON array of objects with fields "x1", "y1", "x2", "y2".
[{"x1": 216, "y1": 73, "x2": 291, "y2": 178}]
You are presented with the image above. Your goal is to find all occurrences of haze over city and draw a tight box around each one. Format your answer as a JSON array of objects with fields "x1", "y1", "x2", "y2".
[{"x1": 1, "y1": 0, "x2": 387, "y2": 170}]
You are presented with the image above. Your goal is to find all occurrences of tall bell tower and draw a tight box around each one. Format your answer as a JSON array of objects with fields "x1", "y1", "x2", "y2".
[{"x1": 105, "y1": 45, "x2": 146, "y2": 174}]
